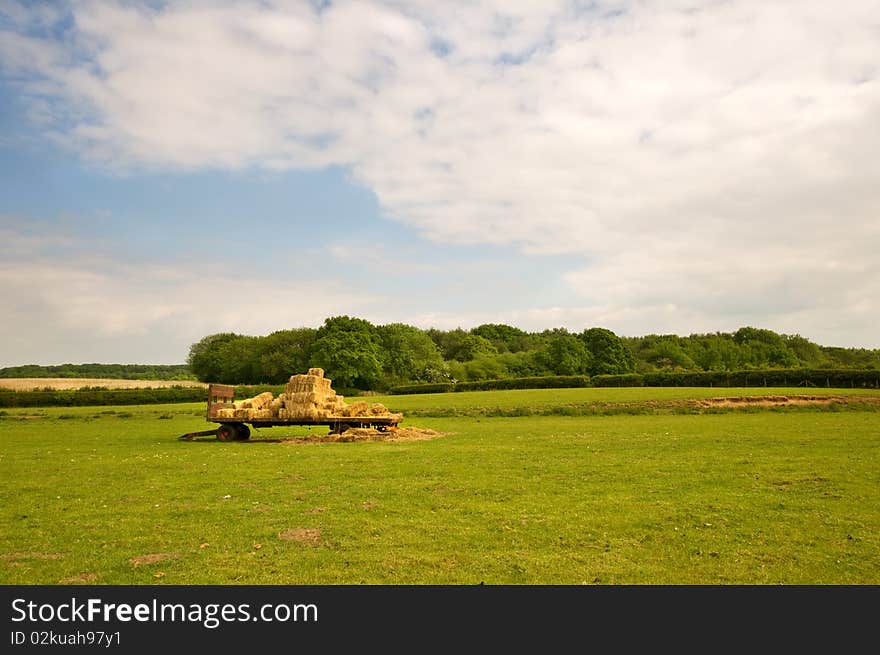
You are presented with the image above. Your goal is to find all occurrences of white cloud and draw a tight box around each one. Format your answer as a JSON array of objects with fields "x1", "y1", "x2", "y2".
[
  {"x1": 2, "y1": 0, "x2": 879, "y2": 347},
  {"x1": 0, "y1": 222, "x2": 384, "y2": 364}
]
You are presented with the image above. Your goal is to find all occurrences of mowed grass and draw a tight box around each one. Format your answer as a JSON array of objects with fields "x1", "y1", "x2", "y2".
[
  {"x1": 0, "y1": 393, "x2": 878, "y2": 585},
  {"x1": 371, "y1": 386, "x2": 880, "y2": 414}
]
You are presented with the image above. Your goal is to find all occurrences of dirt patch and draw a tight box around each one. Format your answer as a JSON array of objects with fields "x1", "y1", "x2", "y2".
[
  {"x1": 278, "y1": 528, "x2": 322, "y2": 545},
  {"x1": 278, "y1": 426, "x2": 448, "y2": 445},
  {"x1": 303, "y1": 506, "x2": 326, "y2": 515},
  {"x1": 129, "y1": 553, "x2": 179, "y2": 567},
  {"x1": 60, "y1": 573, "x2": 98, "y2": 584},
  {"x1": 0, "y1": 552, "x2": 64, "y2": 561},
  {"x1": 697, "y1": 395, "x2": 849, "y2": 408}
]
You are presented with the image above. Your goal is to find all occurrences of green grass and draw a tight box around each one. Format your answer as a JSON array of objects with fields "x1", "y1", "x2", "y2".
[
  {"x1": 375, "y1": 385, "x2": 878, "y2": 407},
  {"x1": 371, "y1": 386, "x2": 880, "y2": 417},
  {"x1": 1, "y1": 394, "x2": 878, "y2": 584}
]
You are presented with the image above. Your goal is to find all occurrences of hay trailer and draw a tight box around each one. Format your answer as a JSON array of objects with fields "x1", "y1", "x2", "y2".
[{"x1": 179, "y1": 384, "x2": 401, "y2": 441}]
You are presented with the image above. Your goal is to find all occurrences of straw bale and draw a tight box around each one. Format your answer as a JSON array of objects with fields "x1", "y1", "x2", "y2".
[
  {"x1": 285, "y1": 392, "x2": 321, "y2": 405},
  {"x1": 216, "y1": 408, "x2": 235, "y2": 418},
  {"x1": 370, "y1": 403, "x2": 388, "y2": 415},
  {"x1": 233, "y1": 409, "x2": 249, "y2": 419},
  {"x1": 250, "y1": 409, "x2": 273, "y2": 419},
  {"x1": 307, "y1": 367, "x2": 324, "y2": 378},
  {"x1": 233, "y1": 401, "x2": 245, "y2": 410},
  {"x1": 251, "y1": 392, "x2": 274, "y2": 410},
  {"x1": 286, "y1": 374, "x2": 322, "y2": 395},
  {"x1": 270, "y1": 398, "x2": 283, "y2": 411},
  {"x1": 349, "y1": 401, "x2": 369, "y2": 417}
]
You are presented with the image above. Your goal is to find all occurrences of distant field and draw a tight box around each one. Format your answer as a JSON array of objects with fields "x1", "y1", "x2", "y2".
[
  {"x1": 374, "y1": 386, "x2": 880, "y2": 414},
  {"x1": 1, "y1": 389, "x2": 878, "y2": 584},
  {"x1": 0, "y1": 378, "x2": 207, "y2": 391}
]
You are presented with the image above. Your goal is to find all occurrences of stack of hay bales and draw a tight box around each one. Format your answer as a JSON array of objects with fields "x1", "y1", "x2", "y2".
[
  {"x1": 278, "y1": 367, "x2": 344, "y2": 420},
  {"x1": 212, "y1": 368, "x2": 401, "y2": 423}
]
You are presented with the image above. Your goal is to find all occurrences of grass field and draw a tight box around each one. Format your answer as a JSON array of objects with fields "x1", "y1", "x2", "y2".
[
  {"x1": 1, "y1": 389, "x2": 878, "y2": 584},
  {"x1": 370, "y1": 386, "x2": 880, "y2": 414}
]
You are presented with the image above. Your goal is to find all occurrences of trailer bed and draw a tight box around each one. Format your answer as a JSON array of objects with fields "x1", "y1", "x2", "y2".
[{"x1": 179, "y1": 383, "x2": 401, "y2": 441}]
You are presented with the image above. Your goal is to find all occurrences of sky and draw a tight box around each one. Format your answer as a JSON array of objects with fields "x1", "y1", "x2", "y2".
[{"x1": 1, "y1": 0, "x2": 878, "y2": 366}]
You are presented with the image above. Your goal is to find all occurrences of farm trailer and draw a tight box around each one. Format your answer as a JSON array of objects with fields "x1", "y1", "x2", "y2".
[{"x1": 179, "y1": 384, "x2": 401, "y2": 441}]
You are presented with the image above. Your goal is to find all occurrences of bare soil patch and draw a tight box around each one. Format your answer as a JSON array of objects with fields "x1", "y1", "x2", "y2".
[
  {"x1": 277, "y1": 426, "x2": 448, "y2": 445},
  {"x1": 129, "y1": 552, "x2": 179, "y2": 567},
  {"x1": 278, "y1": 528, "x2": 322, "y2": 545},
  {"x1": 696, "y1": 394, "x2": 853, "y2": 408},
  {"x1": 0, "y1": 378, "x2": 206, "y2": 391}
]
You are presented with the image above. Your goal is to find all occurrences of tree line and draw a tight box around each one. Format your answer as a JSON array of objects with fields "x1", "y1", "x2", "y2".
[{"x1": 186, "y1": 317, "x2": 880, "y2": 389}]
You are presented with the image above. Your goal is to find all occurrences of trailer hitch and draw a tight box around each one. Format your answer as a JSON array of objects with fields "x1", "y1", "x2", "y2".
[{"x1": 178, "y1": 428, "x2": 221, "y2": 441}]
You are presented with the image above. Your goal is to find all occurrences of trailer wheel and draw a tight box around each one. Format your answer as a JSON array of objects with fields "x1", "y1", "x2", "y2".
[
  {"x1": 234, "y1": 424, "x2": 251, "y2": 441},
  {"x1": 217, "y1": 424, "x2": 238, "y2": 442}
]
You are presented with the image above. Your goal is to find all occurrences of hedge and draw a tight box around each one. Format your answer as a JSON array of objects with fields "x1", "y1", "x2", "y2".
[
  {"x1": 390, "y1": 376, "x2": 592, "y2": 394},
  {"x1": 0, "y1": 386, "x2": 207, "y2": 408},
  {"x1": 593, "y1": 369, "x2": 880, "y2": 388},
  {"x1": 391, "y1": 369, "x2": 880, "y2": 394}
]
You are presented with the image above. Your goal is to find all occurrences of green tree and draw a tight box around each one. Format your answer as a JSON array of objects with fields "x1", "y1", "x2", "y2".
[
  {"x1": 187, "y1": 333, "x2": 243, "y2": 382},
  {"x1": 537, "y1": 329, "x2": 593, "y2": 375},
  {"x1": 640, "y1": 335, "x2": 696, "y2": 370},
  {"x1": 256, "y1": 328, "x2": 317, "y2": 383},
  {"x1": 377, "y1": 323, "x2": 447, "y2": 385},
  {"x1": 471, "y1": 323, "x2": 533, "y2": 353},
  {"x1": 430, "y1": 328, "x2": 498, "y2": 361},
  {"x1": 310, "y1": 316, "x2": 383, "y2": 389},
  {"x1": 464, "y1": 355, "x2": 509, "y2": 381},
  {"x1": 580, "y1": 327, "x2": 635, "y2": 375}
]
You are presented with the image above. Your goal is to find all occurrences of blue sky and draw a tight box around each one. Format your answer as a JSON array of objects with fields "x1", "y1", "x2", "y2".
[{"x1": 1, "y1": 1, "x2": 878, "y2": 365}]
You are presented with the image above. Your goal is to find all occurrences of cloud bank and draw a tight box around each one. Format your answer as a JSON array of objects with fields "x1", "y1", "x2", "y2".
[{"x1": 2, "y1": 0, "x2": 879, "y2": 352}]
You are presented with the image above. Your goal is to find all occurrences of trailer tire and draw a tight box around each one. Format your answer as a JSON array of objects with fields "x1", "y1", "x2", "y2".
[
  {"x1": 234, "y1": 424, "x2": 251, "y2": 441},
  {"x1": 217, "y1": 424, "x2": 237, "y2": 442}
]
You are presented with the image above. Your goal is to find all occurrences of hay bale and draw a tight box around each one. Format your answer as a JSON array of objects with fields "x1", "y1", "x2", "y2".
[
  {"x1": 270, "y1": 398, "x2": 283, "y2": 411},
  {"x1": 285, "y1": 392, "x2": 321, "y2": 405},
  {"x1": 233, "y1": 409, "x2": 249, "y2": 419},
  {"x1": 370, "y1": 402, "x2": 387, "y2": 415},
  {"x1": 308, "y1": 367, "x2": 324, "y2": 378},
  {"x1": 251, "y1": 392, "x2": 274, "y2": 410},
  {"x1": 216, "y1": 408, "x2": 235, "y2": 418},
  {"x1": 349, "y1": 401, "x2": 369, "y2": 417},
  {"x1": 286, "y1": 374, "x2": 323, "y2": 395},
  {"x1": 250, "y1": 408, "x2": 273, "y2": 419}
]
